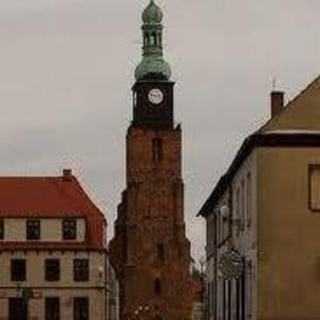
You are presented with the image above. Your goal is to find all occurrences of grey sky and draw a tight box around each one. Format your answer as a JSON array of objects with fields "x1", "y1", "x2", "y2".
[{"x1": 1, "y1": 0, "x2": 320, "y2": 260}]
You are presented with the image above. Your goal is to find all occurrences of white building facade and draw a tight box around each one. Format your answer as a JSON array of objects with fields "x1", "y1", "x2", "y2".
[{"x1": 0, "y1": 169, "x2": 115, "y2": 320}]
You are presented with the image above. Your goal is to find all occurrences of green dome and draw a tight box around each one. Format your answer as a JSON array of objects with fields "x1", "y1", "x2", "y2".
[
  {"x1": 142, "y1": 0, "x2": 163, "y2": 24},
  {"x1": 135, "y1": 56, "x2": 171, "y2": 81}
]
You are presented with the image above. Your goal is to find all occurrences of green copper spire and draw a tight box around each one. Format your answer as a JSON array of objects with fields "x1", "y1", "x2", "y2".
[
  {"x1": 135, "y1": 0, "x2": 171, "y2": 81},
  {"x1": 142, "y1": 0, "x2": 163, "y2": 24}
]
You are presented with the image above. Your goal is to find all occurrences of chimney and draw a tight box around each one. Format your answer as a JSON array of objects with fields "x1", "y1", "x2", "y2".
[
  {"x1": 271, "y1": 91, "x2": 284, "y2": 118},
  {"x1": 63, "y1": 169, "x2": 72, "y2": 181}
]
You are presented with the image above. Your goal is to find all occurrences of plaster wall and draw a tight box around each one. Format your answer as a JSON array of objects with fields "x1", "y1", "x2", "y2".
[
  {"x1": 257, "y1": 147, "x2": 320, "y2": 319},
  {"x1": 3, "y1": 218, "x2": 86, "y2": 242},
  {"x1": 0, "y1": 250, "x2": 107, "y2": 319}
]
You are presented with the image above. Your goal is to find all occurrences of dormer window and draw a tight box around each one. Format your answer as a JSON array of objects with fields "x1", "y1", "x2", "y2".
[
  {"x1": 63, "y1": 219, "x2": 77, "y2": 240},
  {"x1": 26, "y1": 219, "x2": 41, "y2": 240}
]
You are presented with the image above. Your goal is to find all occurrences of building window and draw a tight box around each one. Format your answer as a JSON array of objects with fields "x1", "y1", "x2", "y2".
[
  {"x1": 9, "y1": 298, "x2": 27, "y2": 320},
  {"x1": 63, "y1": 219, "x2": 77, "y2": 240},
  {"x1": 74, "y1": 297, "x2": 89, "y2": 320},
  {"x1": 45, "y1": 297, "x2": 60, "y2": 320},
  {"x1": 309, "y1": 165, "x2": 320, "y2": 210},
  {"x1": 241, "y1": 179, "x2": 246, "y2": 227},
  {"x1": 228, "y1": 280, "x2": 232, "y2": 320},
  {"x1": 0, "y1": 219, "x2": 4, "y2": 240},
  {"x1": 26, "y1": 219, "x2": 41, "y2": 240},
  {"x1": 246, "y1": 261, "x2": 253, "y2": 318},
  {"x1": 157, "y1": 243, "x2": 165, "y2": 262},
  {"x1": 247, "y1": 173, "x2": 252, "y2": 227},
  {"x1": 236, "y1": 278, "x2": 241, "y2": 320},
  {"x1": 154, "y1": 278, "x2": 162, "y2": 295},
  {"x1": 207, "y1": 282, "x2": 211, "y2": 316},
  {"x1": 241, "y1": 267, "x2": 246, "y2": 320},
  {"x1": 74, "y1": 259, "x2": 89, "y2": 282},
  {"x1": 11, "y1": 259, "x2": 26, "y2": 282},
  {"x1": 236, "y1": 188, "x2": 241, "y2": 236},
  {"x1": 133, "y1": 92, "x2": 137, "y2": 108},
  {"x1": 222, "y1": 280, "x2": 226, "y2": 320},
  {"x1": 152, "y1": 138, "x2": 163, "y2": 162},
  {"x1": 45, "y1": 259, "x2": 60, "y2": 282}
]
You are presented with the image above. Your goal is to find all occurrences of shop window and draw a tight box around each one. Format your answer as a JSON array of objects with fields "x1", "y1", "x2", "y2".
[
  {"x1": 74, "y1": 297, "x2": 89, "y2": 320},
  {"x1": 45, "y1": 297, "x2": 60, "y2": 320}
]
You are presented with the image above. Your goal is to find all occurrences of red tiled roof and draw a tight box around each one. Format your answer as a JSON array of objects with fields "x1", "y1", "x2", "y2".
[{"x1": 0, "y1": 172, "x2": 107, "y2": 249}]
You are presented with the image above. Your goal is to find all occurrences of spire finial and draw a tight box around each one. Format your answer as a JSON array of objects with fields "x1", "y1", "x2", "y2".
[
  {"x1": 142, "y1": 0, "x2": 163, "y2": 24},
  {"x1": 135, "y1": 0, "x2": 171, "y2": 81},
  {"x1": 272, "y1": 77, "x2": 277, "y2": 91}
]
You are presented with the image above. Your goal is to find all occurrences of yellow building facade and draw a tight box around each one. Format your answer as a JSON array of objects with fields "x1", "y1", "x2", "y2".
[{"x1": 199, "y1": 76, "x2": 320, "y2": 320}]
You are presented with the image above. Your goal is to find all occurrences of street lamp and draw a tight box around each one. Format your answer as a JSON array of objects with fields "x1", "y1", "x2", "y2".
[{"x1": 132, "y1": 304, "x2": 152, "y2": 320}]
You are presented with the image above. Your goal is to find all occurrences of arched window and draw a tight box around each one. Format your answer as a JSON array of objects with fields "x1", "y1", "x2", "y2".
[
  {"x1": 157, "y1": 243, "x2": 165, "y2": 262},
  {"x1": 150, "y1": 32, "x2": 156, "y2": 45},
  {"x1": 152, "y1": 138, "x2": 163, "y2": 162},
  {"x1": 146, "y1": 33, "x2": 151, "y2": 46},
  {"x1": 154, "y1": 278, "x2": 162, "y2": 295}
]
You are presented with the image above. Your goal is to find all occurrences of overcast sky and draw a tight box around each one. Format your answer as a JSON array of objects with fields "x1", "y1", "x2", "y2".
[{"x1": 1, "y1": 0, "x2": 320, "y2": 260}]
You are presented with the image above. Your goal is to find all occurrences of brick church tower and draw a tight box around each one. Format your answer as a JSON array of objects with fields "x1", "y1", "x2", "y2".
[{"x1": 109, "y1": 1, "x2": 194, "y2": 319}]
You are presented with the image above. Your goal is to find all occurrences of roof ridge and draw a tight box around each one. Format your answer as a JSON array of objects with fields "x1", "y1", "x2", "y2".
[
  {"x1": 259, "y1": 74, "x2": 320, "y2": 133},
  {"x1": 71, "y1": 176, "x2": 107, "y2": 224},
  {"x1": 0, "y1": 176, "x2": 61, "y2": 179}
]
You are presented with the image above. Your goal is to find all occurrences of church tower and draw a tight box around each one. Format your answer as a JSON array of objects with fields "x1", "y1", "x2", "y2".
[{"x1": 109, "y1": 2, "x2": 194, "y2": 319}]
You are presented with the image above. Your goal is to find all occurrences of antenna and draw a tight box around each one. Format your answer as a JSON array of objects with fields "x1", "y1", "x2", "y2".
[{"x1": 272, "y1": 76, "x2": 277, "y2": 91}]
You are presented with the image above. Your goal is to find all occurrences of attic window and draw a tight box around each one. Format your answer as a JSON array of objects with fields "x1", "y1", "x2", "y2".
[
  {"x1": 27, "y1": 219, "x2": 41, "y2": 240},
  {"x1": 63, "y1": 219, "x2": 77, "y2": 240}
]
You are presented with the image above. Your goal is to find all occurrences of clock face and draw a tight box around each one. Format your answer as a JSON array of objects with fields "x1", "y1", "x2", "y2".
[
  {"x1": 218, "y1": 250, "x2": 243, "y2": 280},
  {"x1": 148, "y1": 88, "x2": 164, "y2": 105}
]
